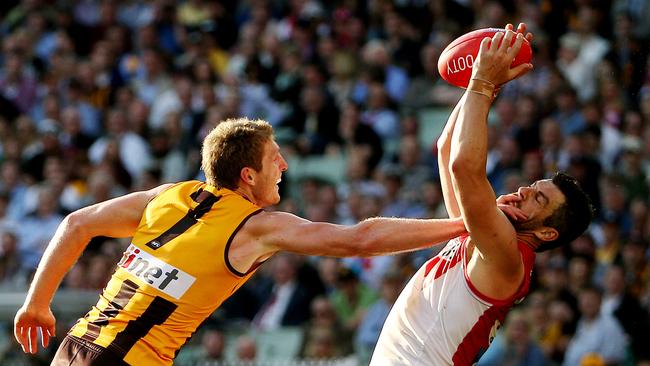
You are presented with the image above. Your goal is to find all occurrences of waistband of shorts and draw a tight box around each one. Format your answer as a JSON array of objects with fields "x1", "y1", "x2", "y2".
[{"x1": 66, "y1": 334, "x2": 109, "y2": 353}]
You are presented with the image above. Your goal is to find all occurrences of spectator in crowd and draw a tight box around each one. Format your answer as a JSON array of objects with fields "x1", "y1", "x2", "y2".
[
  {"x1": 15, "y1": 186, "x2": 64, "y2": 270},
  {"x1": 338, "y1": 100, "x2": 384, "y2": 174},
  {"x1": 601, "y1": 264, "x2": 650, "y2": 360},
  {"x1": 301, "y1": 296, "x2": 352, "y2": 359},
  {"x1": 620, "y1": 238, "x2": 650, "y2": 298},
  {"x1": 62, "y1": 78, "x2": 101, "y2": 138},
  {"x1": 253, "y1": 253, "x2": 313, "y2": 331},
  {"x1": 88, "y1": 108, "x2": 153, "y2": 179},
  {"x1": 301, "y1": 326, "x2": 340, "y2": 360},
  {"x1": 556, "y1": 7, "x2": 610, "y2": 102},
  {"x1": 317, "y1": 257, "x2": 340, "y2": 294},
  {"x1": 130, "y1": 47, "x2": 173, "y2": 106},
  {"x1": 0, "y1": 160, "x2": 29, "y2": 220},
  {"x1": 379, "y1": 167, "x2": 425, "y2": 219},
  {"x1": 0, "y1": 230, "x2": 22, "y2": 288},
  {"x1": 352, "y1": 39, "x2": 409, "y2": 105},
  {"x1": 282, "y1": 84, "x2": 340, "y2": 155},
  {"x1": 552, "y1": 86, "x2": 586, "y2": 137},
  {"x1": 402, "y1": 38, "x2": 463, "y2": 111},
  {"x1": 563, "y1": 286, "x2": 628, "y2": 366},
  {"x1": 176, "y1": 326, "x2": 225, "y2": 365},
  {"x1": 360, "y1": 83, "x2": 400, "y2": 141},
  {"x1": 59, "y1": 106, "x2": 94, "y2": 159},
  {"x1": 355, "y1": 270, "x2": 405, "y2": 365},
  {"x1": 393, "y1": 134, "x2": 435, "y2": 203},
  {"x1": 328, "y1": 266, "x2": 378, "y2": 332},
  {"x1": 235, "y1": 334, "x2": 257, "y2": 362},
  {"x1": 0, "y1": 50, "x2": 38, "y2": 114},
  {"x1": 0, "y1": 191, "x2": 17, "y2": 233}
]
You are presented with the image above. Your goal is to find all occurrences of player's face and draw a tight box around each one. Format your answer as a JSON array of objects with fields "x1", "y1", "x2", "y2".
[
  {"x1": 510, "y1": 179, "x2": 565, "y2": 230},
  {"x1": 252, "y1": 139, "x2": 287, "y2": 207}
]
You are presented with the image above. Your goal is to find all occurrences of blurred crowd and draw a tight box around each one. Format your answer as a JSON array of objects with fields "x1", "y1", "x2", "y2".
[{"x1": 0, "y1": 0, "x2": 650, "y2": 365}]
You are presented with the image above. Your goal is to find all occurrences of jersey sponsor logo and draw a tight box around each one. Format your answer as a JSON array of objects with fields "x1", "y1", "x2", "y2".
[{"x1": 117, "y1": 244, "x2": 196, "y2": 299}]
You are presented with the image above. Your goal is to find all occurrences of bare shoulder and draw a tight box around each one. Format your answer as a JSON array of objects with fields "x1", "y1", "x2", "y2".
[
  {"x1": 228, "y1": 210, "x2": 309, "y2": 265},
  {"x1": 148, "y1": 183, "x2": 176, "y2": 197},
  {"x1": 238, "y1": 210, "x2": 342, "y2": 256},
  {"x1": 152, "y1": 183, "x2": 175, "y2": 194},
  {"x1": 242, "y1": 210, "x2": 306, "y2": 236}
]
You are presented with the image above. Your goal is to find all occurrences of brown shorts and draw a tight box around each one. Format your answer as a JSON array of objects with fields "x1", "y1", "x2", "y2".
[{"x1": 51, "y1": 335, "x2": 129, "y2": 366}]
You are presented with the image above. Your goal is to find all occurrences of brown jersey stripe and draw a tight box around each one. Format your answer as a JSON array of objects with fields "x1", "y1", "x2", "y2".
[
  {"x1": 146, "y1": 190, "x2": 220, "y2": 250},
  {"x1": 80, "y1": 279, "x2": 139, "y2": 343},
  {"x1": 107, "y1": 296, "x2": 178, "y2": 358}
]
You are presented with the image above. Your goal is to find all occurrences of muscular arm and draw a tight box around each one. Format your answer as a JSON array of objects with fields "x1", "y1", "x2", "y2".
[
  {"x1": 450, "y1": 90, "x2": 521, "y2": 270},
  {"x1": 449, "y1": 30, "x2": 532, "y2": 275},
  {"x1": 437, "y1": 94, "x2": 466, "y2": 218},
  {"x1": 15, "y1": 184, "x2": 172, "y2": 353},
  {"x1": 247, "y1": 212, "x2": 466, "y2": 258}
]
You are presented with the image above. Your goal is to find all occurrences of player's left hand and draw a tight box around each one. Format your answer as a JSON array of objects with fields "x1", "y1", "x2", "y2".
[{"x1": 14, "y1": 304, "x2": 56, "y2": 354}]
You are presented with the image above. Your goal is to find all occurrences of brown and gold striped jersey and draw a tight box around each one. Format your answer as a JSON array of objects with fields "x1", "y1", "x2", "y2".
[{"x1": 69, "y1": 181, "x2": 263, "y2": 365}]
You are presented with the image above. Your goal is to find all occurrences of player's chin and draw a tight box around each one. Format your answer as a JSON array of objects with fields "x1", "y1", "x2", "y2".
[
  {"x1": 512, "y1": 218, "x2": 536, "y2": 232},
  {"x1": 507, "y1": 213, "x2": 528, "y2": 227}
]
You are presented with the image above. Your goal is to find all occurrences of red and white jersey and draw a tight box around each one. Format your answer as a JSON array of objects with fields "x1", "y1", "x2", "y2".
[{"x1": 370, "y1": 234, "x2": 535, "y2": 366}]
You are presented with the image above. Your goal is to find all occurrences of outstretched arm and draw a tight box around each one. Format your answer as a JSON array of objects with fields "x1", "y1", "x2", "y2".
[
  {"x1": 437, "y1": 94, "x2": 466, "y2": 218},
  {"x1": 449, "y1": 26, "x2": 533, "y2": 273},
  {"x1": 248, "y1": 212, "x2": 467, "y2": 258},
  {"x1": 14, "y1": 184, "x2": 172, "y2": 354}
]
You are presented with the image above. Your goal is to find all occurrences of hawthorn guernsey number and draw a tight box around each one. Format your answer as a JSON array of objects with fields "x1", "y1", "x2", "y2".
[{"x1": 446, "y1": 55, "x2": 475, "y2": 75}]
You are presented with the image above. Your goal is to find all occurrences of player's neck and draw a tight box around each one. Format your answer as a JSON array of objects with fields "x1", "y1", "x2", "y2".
[
  {"x1": 516, "y1": 232, "x2": 541, "y2": 251},
  {"x1": 233, "y1": 186, "x2": 257, "y2": 205}
]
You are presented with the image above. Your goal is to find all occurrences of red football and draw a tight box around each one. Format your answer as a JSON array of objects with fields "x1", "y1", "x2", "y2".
[{"x1": 437, "y1": 28, "x2": 533, "y2": 88}]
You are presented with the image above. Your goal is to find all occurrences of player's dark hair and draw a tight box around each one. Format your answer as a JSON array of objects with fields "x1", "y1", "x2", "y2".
[
  {"x1": 536, "y1": 172, "x2": 594, "y2": 252},
  {"x1": 201, "y1": 118, "x2": 274, "y2": 190}
]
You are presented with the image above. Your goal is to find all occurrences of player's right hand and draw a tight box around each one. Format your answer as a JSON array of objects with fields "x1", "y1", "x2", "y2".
[
  {"x1": 14, "y1": 304, "x2": 56, "y2": 354},
  {"x1": 506, "y1": 23, "x2": 533, "y2": 44},
  {"x1": 472, "y1": 24, "x2": 533, "y2": 86},
  {"x1": 497, "y1": 194, "x2": 528, "y2": 222}
]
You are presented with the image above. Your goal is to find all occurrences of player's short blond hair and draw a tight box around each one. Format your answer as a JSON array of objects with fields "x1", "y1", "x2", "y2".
[{"x1": 201, "y1": 118, "x2": 274, "y2": 189}]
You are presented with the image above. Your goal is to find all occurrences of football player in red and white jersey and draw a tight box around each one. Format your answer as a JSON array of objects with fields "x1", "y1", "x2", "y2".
[{"x1": 371, "y1": 23, "x2": 593, "y2": 366}]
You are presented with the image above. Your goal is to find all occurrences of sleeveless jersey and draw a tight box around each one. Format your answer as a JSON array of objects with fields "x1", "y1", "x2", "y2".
[
  {"x1": 370, "y1": 234, "x2": 535, "y2": 366},
  {"x1": 69, "y1": 181, "x2": 263, "y2": 365}
]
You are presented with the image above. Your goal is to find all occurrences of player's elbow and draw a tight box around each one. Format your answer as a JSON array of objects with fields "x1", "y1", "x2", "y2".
[
  {"x1": 436, "y1": 135, "x2": 448, "y2": 152},
  {"x1": 450, "y1": 156, "x2": 481, "y2": 177},
  {"x1": 65, "y1": 211, "x2": 90, "y2": 240},
  {"x1": 450, "y1": 157, "x2": 467, "y2": 176}
]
